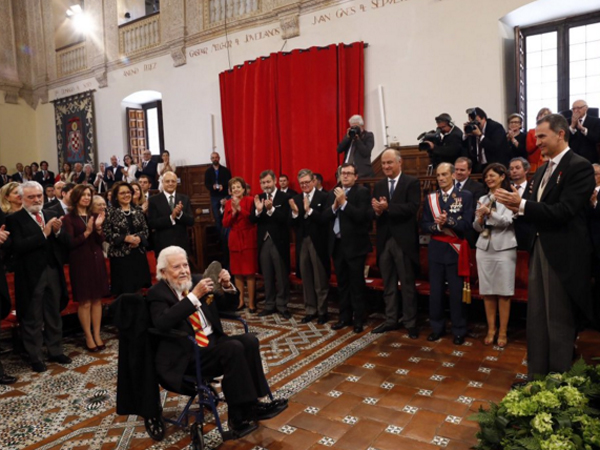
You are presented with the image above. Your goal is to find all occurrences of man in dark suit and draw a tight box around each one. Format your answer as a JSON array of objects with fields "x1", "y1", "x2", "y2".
[
  {"x1": 314, "y1": 173, "x2": 327, "y2": 193},
  {"x1": 6, "y1": 181, "x2": 71, "y2": 373},
  {"x1": 104, "y1": 155, "x2": 124, "y2": 190},
  {"x1": 147, "y1": 246, "x2": 287, "y2": 438},
  {"x1": 463, "y1": 107, "x2": 510, "y2": 171},
  {"x1": 569, "y1": 99, "x2": 600, "y2": 164},
  {"x1": 289, "y1": 169, "x2": 330, "y2": 324},
  {"x1": 33, "y1": 161, "x2": 55, "y2": 187},
  {"x1": 371, "y1": 150, "x2": 421, "y2": 337},
  {"x1": 496, "y1": 114, "x2": 595, "y2": 379},
  {"x1": 136, "y1": 150, "x2": 159, "y2": 189},
  {"x1": 250, "y1": 170, "x2": 291, "y2": 318},
  {"x1": 323, "y1": 163, "x2": 372, "y2": 333},
  {"x1": 422, "y1": 113, "x2": 464, "y2": 168},
  {"x1": 0, "y1": 212, "x2": 17, "y2": 384},
  {"x1": 278, "y1": 175, "x2": 298, "y2": 198},
  {"x1": 11, "y1": 162, "x2": 24, "y2": 183},
  {"x1": 421, "y1": 163, "x2": 474, "y2": 345},
  {"x1": 509, "y1": 157, "x2": 534, "y2": 250},
  {"x1": 44, "y1": 181, "x2": 62, "y2": 209},
  {"x1": 454, "y1": 157, "x2": 484, "y2": 247},
  {"x1": 72, "y1": 162, "x2": 85, "y2": 184},
  {"x1": 204, "y1": 152, "x2": 231, "y2": 235},
  {"x1": 0, "y1": 166, "x2": 10, "y2": 187},
  {"x1": 337, "y1": 115, "x2": 375, "y2": 178},
  {"x1": 148, "y1": 171, "x2": 194, "y2": 257},
  {"x1": 588, "y1": 164, "x2": 600, "y2": 306},
  {"x1": 44, "y1": 182, "x2": 74, "y2": 217}
]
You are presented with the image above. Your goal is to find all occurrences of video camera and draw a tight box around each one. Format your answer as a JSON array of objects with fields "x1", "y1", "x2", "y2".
[
  {"x1": 464, "y1": 108, "x2": 480, "y2": 134},
  {"x1": 417, "y1": 129, "x2": 442, "y2": 151}
]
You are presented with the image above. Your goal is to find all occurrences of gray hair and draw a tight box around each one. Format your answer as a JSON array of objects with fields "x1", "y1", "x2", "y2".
[
  {"x1": 297, "y1": 168, "x2": 313, "y2": 180},
  {"x1": 83, "y1": 163, "x2": 93, "y2": 172},
  {"x1": 17, "y1": 180, "x2": 43, "y2": 197},
  {"x1": 349, "y1": 114, "x2": 364, "y2": 126},
  {"x1": 510, "y1": 157, "x2": 530, "y2": 172},
  {"x1": 156, "y1": 246, "x2": 188, "y2": 280},
  {"x1": 382, "y1": 148, "x2": 401, "y2": 162},
  {"x1": 437, "y1": 163, "x2": 455, "y2": 174}
]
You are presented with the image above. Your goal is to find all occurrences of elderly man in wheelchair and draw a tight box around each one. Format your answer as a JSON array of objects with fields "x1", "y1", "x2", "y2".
[{"x1": 147, "y1": 245, "x2": 288, "y2": 438}]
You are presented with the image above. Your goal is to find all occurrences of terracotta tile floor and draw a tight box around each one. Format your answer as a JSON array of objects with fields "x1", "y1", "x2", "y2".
[{"x1": 2, "y1": 297, "x2": 600, "y2": 450}]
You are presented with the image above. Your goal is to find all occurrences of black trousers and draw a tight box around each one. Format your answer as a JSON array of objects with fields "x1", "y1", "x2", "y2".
[
  {"x1": 186, "y1": 333, "x2": 269, "y2": 407},
  {"x1": 332, "y1": 239, "x2": 367, "y2": 325}
]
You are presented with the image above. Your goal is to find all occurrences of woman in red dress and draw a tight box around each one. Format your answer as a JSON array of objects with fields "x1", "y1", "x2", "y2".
[
  {"x1": 222, "y1": 177, "x2": 258, "y2": 312},
  {"x1": 63, "y1": 185, "x2": 110, "y2": 352},
  {"x1": 526, "y1": 107, "x2": 552, "y2": 173}
]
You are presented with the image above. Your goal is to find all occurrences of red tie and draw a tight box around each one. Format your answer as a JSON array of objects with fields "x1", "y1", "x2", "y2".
[
  {"x1": 35, "y1": 213, "x2": 44, "y2": 229},
  {"x1": 189, "y1": 311, "x2": 209, "y2": 347}
]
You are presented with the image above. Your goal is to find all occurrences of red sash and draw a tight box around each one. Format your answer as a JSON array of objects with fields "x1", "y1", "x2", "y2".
[{"x1": 431, "y1": 234, "x2": 470, "y2": 277}]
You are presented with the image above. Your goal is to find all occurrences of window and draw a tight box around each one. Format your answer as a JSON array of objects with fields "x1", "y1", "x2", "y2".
[{"x1": 519, "y1": 12, "x2": 600, "y2": 128}]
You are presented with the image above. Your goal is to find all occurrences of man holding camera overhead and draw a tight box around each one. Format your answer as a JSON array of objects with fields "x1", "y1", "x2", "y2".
[
  {"x1": 463, "y1": 107, "x2": 510, "y2": 172},
  {"x1": 420, "y1": 113, "x2": 464, "y2": 168},
  {"x1": 337, "y1": 115, "x2": 375, "y2": 178}
]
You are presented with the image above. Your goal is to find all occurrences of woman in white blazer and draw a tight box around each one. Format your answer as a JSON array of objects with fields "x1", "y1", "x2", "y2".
[{"x1": 473, "y1": 163, "x2": 517, "y2": 348}]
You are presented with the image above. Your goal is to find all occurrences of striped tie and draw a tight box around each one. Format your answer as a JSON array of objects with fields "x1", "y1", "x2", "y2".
[{"x1": 189, "y1": 311, "x2": 209, "y2": 347}]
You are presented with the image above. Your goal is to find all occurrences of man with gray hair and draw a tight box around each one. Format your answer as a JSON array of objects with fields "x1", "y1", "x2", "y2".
[
  {"x1": 289, "y1": 169, "x2": 330, "y2": 324},
  {"x1": 509, "y1": 157, "x2": 533, "y2": 250},
  {"x1": 6, "y1": 181, "x2": 71, "y2": 373},
  {"x1": 569, "y1": 99, "x2": 600, "y2": 164},
  {"x1": 337, "y1": 114, "x2": 375, "y2": 178}
]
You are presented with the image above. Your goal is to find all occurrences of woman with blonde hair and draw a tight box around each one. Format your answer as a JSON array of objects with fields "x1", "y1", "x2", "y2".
[{"x1": 0, "y1": 182, "x2": 22, "y2": 214}]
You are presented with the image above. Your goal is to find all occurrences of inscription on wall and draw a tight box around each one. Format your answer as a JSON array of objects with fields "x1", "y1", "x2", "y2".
[
  {"x1": 311, "y1": 0, "x2": 408, "y2": 25},
  {"x1": 188, "y1": 27, "x2": 282, "y2": 59},
  {"x1": 52, "y1": 81, "x2": 95, "y2": 101}
]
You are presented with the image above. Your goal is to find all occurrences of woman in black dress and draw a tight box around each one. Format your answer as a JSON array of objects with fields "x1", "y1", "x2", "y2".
[
  {"x1": 63, "y1": 185, "x2": 110, "y2": 352},
  {"x1": 103, "y1": 182, "x2": 151, "y2": 295}
]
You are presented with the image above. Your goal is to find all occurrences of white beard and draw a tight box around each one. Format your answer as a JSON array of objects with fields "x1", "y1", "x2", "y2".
[
  {"x1": 171, "y1": 279, "x2": 192, "y2": 295},
  {"x1": 26, "y1": 204, "x2": 42, "y2": 214}
]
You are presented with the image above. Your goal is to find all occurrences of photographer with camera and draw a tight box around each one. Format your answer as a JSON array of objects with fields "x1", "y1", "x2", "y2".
[
  {"x1": 419, "y1": 113, "x2": 464, "y2": 168},
  {"x1": 337, "y1": 115, "x2": 375, "y2": 178},
  {"x1": 463, "y1": 107, "x2": 509, "y2": 172}
]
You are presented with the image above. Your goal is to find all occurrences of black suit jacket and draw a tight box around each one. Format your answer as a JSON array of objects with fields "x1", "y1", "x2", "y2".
[
  {"x1": 0, "y1": 174, "x2": 10, "y2": 187},
  {"x1": 147, "y1": 192, "x2": 194, "y2": 257},
  {"x1": 44, "y1": 200, "x2": 67, "y2": 217},
  {"x1": 136, "y1": 160, "x2": 159, "y2": 189},
  {"x1": 458, "y1": 178, "x2": 485, "y2": 247},
  {"x1": 372, "y1": 174, "x2": 421, "y2": 267},
  {"x1": 72, "y1": 172, "x2": 85, "y2": 184},
  {"x1": 146, "y1": 276, "x2": 237, "y2": 394},
  {"x1": 5, "y1": 208, "x2": 70, "y2": 316},
  {"x1": 430, "y1": 126, "x2": 464, "y2": 168},
  {"x1": 250, "y1": 190, "x2": 291, "y2": 271},
  {"x1": 337, "y1": 131, "x2": 375, "y2": 178},
  {"x1": 465, "y1": 118, "x2": 510, "y2": 168},
  {"x1": 523, "y1": 150, "x2": 595, "y2": 319},
  {"x1": 204, "y1": 165, "x2": 232, "y2": 198},
  {"x1": 290, "y1": 189, "x2": 330, "y2": 278},
  {"x1": 513, "y1": 181, "x2": 534, "y2": 250},
  {"x1": 34, "y1": 171, "x2": 55, "y2": 187},
  {"x1": 569, "y1": 115, "x2": 600, "y2": 164},
  {"x1": 0, "y1": 211, "x2": 12, "y2": 320},
  {"x1": 10, "y1": 172, "x2": 23, "y2": 183},
  {"x1": 104, "y1": 165, "x2": 124, "y2": 189},
  {"x1": 322, "y1": 184, "x2": 372, "y2": 259}
]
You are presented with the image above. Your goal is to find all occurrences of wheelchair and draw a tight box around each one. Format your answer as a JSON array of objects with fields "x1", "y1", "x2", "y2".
[{"x1": 111, "y1": 293, "x2": 274, "y2": 450}]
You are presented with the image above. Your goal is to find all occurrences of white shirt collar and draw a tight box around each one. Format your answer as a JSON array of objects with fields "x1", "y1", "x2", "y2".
[
  {"x1": 164, "y1": 190, "x2": 176, "y2": 200},
  {"x1": 388, "y1": 172, "x2": 401, "y2": 184},
  {"x1": 548, "y1": 146, "x2": 570, "y2": 168},
  {"x1": 266, "y1": 188, "x2": 278, "y2": 198},
  {"x1": 442, "y1": 186, "x2": 455, "y2": 196}
]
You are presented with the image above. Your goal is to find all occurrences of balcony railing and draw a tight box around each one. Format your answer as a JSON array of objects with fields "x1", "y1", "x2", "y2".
[
  {"x1": 56, "y1": 41, "x2": 87, "y2": 78},
  {"x1": 119, "y1": 12, "x2": 161, "y2": 57},
  {"x1": 209, "y1": 0, "x2": 260, "y2": 24}
]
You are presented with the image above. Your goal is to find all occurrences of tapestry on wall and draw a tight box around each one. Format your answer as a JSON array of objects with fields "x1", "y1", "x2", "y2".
[{"x1": 53, "y1": 90, "x2": 96, "y2": 169}]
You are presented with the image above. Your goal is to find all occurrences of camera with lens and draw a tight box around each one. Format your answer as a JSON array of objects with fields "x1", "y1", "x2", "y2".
[
  {"x1": 464, "y1": 108, "x2": 480, "y2": 134},
  {"x1": 417, "y1": 129, "x2": 441, "y2": 151},
  {"x1": 348, "y1": 126, "x2": 361, "y2": 138}
]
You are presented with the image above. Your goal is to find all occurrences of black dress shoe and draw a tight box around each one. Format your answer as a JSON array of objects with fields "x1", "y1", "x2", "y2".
[
  {"x1": 0, "y1": 374, "x2": 17, "y2": 385},
  {"x1": 427, "y1": 332, "x2": 445, "y2": 342},
  {"x1": 229, "y1": 418, "x2": 258, "y2": 438},
  {"x1": 253, "y1": 399, "x2": 289, "y2": 420},
  {"x1": 371, "y1": 324, "x2": 398, "y2": 334},
  {"x1": 249, "y1": 308, "x2": 257, "y2": 314},
  {"x1": 353, "y1": 324, "x2": 363, "y2": 334},
  {"x1": 258, "y1": 309, "x2": 276, "y2": 317},
  {"x1": 280, "y1": 310, "x2": 292, "y2": 320},
  {"x1": 300, "y1": 314, "x2": 317, "y2": 324},
  {"x1": 96, "y1": 344, "x2": 106, "y2": 351},
  {"x1": 331, "y1": 321, "x2": 351, "y2": 330},
  {"x1": 48, "y1": 354, "x2": 72, "y2": 364},
  {"x1": 31, "y1": 362, "x2": 47, "y2": 373},
  {"x1": 317, "y1": 314, "x2": 329, "y2": 325},
  {"x1": 511, "y1": 380, "x2": 530, "y2": 390},
  {"x1": 407, "y1": 327, "x2": 419, "y2": 340},
  {"x1": 86, "y1": 344, "x2": 100, "y2": 353},
  {"x1": 453, "y1": 335, "x2": 465, "y2": 345}
]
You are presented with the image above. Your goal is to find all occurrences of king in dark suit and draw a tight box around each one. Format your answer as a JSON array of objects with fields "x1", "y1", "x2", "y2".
[
  {"x1": 147, "y1": 246, "x2": 287, "y2": 437},
  {"x1": 421, "y1": 163, "x2": 474, "y2": 345},
  {"x1": 148, "y1": 171, "x2": 194, "y2": 257},
  {"x1": 250, "y1": 170, "x2": 291, "y2": 318},
  {"x1": 323, "y1": 163, "x2": 372, "y2": 333},
  {"x1": 5, "y1": 181, "x2": 71, "y2": 373},
  {"x1": 496, "y1": 114, "x2": 596, "y2": 379},
  {"x1": 371, "y1": 150, "x2": 421, "y2": 337},
  {"x1": 289, "y1": 169, "x2": 330, "y2": 324}
]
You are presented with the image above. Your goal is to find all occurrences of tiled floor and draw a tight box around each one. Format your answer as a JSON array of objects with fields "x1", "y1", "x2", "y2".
[{"x1": 2, "y1": 297, "x2": 600, "y2": 450}]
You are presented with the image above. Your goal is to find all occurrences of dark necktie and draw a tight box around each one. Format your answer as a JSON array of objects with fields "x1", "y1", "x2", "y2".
[
  {"x1": 169, "y1": 194, "x2": 175, "y2": 211},
  {"x1": 389, "y1": 179, "x2": 396, "y2": 197},
  {"x1": 267, "y1": 193, "x2": 272, "y2": 201},
  {"x1": 456, "y1": 181, "x2": 462, "y2": 191}
]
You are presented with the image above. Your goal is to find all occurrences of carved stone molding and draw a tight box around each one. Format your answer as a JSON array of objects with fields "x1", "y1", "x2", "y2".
[
  {"x1": 170, "y1": 44, "x2": 187, "y2": 67},
  {"x1": 279, "y1": 12, "x2": 300, "y2": 39},
  {"x1": 1, "y1": 82, "x2": 22, "y2": 104},
  {"x1": 33, "y1": 86, "x2": 49, "y2": 105},
  {"x1": 94, "y1": 68, "x2": 108, "y2": 88}
]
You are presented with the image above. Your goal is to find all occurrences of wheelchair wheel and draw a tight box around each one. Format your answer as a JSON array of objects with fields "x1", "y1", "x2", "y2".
[
  {"x1": 144, "y1": 415, "x2": 166, "y2": 441},
  {"x1": 191, "y1": 422, "x2": 205, "y2": 450}
]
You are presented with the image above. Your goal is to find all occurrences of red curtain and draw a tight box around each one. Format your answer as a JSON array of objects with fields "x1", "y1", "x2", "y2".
[{"x1": 219, "y1": 42, "x2": 365, "y2": 192}]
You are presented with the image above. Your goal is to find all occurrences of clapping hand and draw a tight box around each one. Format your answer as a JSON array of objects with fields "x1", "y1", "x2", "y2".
[
  {"x1": 371, "y1": 196, "x2": 388, "y2": 215},
  {"x1": 289, "y1": 198, "x2": 299, "y2": 214},
  {"x1": 171, "y1": 201, "x2": 183, "y2": 219},
  {"x1": 95, "y1": 211, "x2": 105, "y2": 229},
  {"x1": 495, "y1": 186, "x2": 521, "y2": 213},
  {"x1": 0, "y1": 225, "x2": 10, "y2": 245},
  {"x1": 254, "y1": 195, "x2": 264, "y2": 214},
  {"x1": 333, "y1": 187, "x2": 346, "y2": 209},
  {"x1": 303, "y1": 195, "x2": 311, "y2": 213},
  {"x1": 434, "y1": 211, "x2": 448, "y2": 227},
  {"x1": 231, "y1": 197, "x2": 241, "y2": 213}
]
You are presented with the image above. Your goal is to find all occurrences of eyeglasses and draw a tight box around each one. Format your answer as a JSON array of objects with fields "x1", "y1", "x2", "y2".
[
  {"x1": 299, "y1": 181, "x2": 312, "y2": 186},
  {"x1": 509, "y1": 120, "x2": 521, "y2": 124},
  {"x1": 341, "y1": 171, "x2": 356, "y2": 176},
  {"x1": 573, "y1": 106, "x2": 586, "y2": 110}
]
